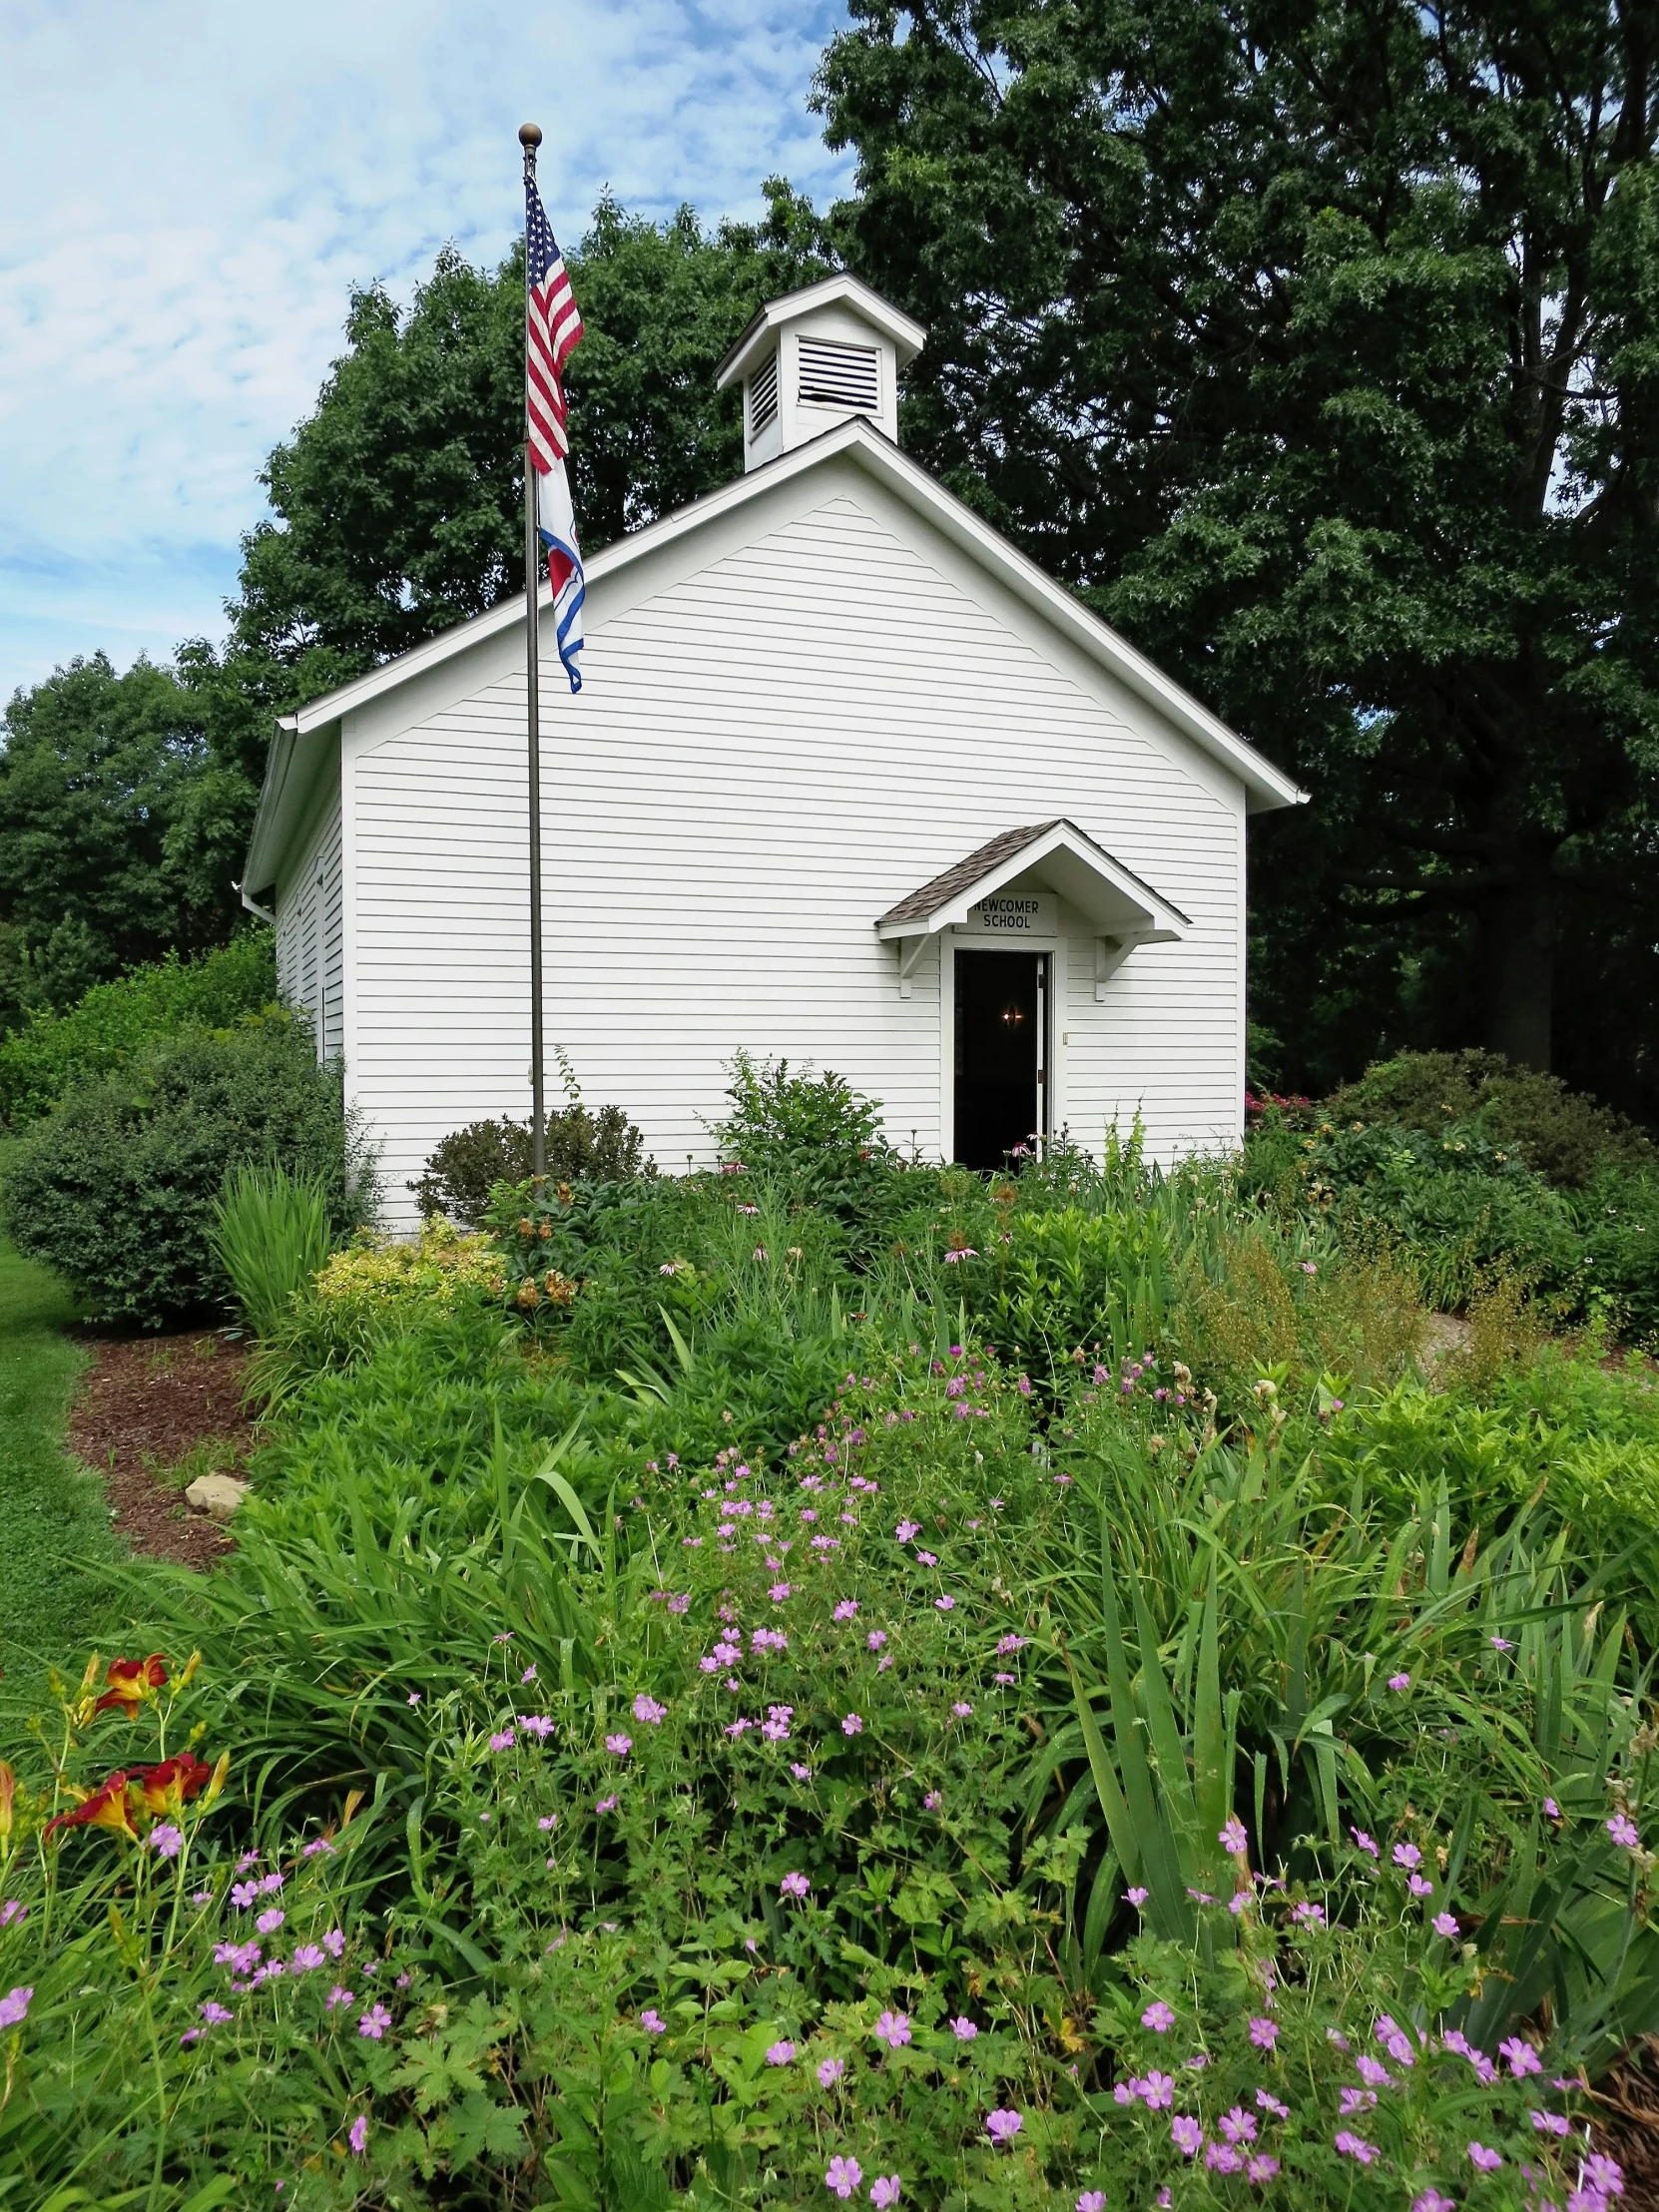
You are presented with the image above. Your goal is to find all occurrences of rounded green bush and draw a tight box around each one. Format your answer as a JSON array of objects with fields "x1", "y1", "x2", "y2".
[{"x1": 1, "y1": 1016, "x2": 375, "y2": 1327}]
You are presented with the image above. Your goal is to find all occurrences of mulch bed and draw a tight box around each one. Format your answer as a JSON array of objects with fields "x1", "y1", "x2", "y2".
[
  {"x1": 66, "y1": 1327, "x2": 256, "y2": 1572},
  {"x1": 1591, "y1": 2041, "x2": 1659, "y2": 2209}
]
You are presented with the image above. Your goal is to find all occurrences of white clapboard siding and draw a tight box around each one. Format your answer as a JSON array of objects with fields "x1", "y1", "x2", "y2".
[
  {"x1": 345, "y1": 489, "x2": 1243, "y2": 1228},
  {"x1": 274, "y1": 792, "x2": 343, "y2": 1063}
]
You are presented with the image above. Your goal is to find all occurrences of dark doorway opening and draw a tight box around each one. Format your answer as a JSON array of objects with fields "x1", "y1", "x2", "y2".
[{"x1": 953, "y1": 950, "x2": 1045, "y2": 1172}]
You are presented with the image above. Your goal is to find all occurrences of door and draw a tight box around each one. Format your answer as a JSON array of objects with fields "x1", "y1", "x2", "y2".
[{"x1": 953, "y1": 950, "x2": 1045, "y2": 1172}]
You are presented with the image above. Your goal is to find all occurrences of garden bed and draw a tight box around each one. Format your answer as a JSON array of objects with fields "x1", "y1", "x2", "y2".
[{"x1": 65, "y1": 1325, "x2": 252, "y2": 1570}]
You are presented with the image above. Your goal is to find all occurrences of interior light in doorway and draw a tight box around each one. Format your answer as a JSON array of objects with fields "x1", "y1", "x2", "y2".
[{"x1": 1000, "y1": 1004, "x2": 1025, "y2": 1026}]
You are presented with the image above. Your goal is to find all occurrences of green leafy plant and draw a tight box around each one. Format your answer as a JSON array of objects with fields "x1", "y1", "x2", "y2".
[
  {"x1": 1329, "y1": 1051, "x2": 1657, "y2": 1189},
  {"x1": 1, "y1": 1017, "x2": 375, "y2": 1328},
  {"x1": 211, "y1": 1161, "x2": 332, "y2": 1341},
  {"x1": 0, "y1": 931, "x2": 276, "y2": 1128},
  {"x1": 409, "y1": 1103, "x2": 653, "y2": 1227}
]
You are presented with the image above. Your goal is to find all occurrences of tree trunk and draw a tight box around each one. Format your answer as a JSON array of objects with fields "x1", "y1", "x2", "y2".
[{"x1": 1477, "y1": 864, "x2": 1555, "y2": 1071}]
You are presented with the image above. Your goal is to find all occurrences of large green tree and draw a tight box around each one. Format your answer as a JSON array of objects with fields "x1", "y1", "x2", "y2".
[
  {"x1": 816, "y1": 0, "x2": 1659, "y2": 1104},
  {"x1": 228, "y1": 184, "x2": 833, "y2": 704},
  {"x1": 0, "y1": 652, "x2": 259, "y2": 1025}
]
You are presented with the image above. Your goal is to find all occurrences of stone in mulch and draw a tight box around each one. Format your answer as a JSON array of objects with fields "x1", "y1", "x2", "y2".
[{"x1": 66, "y1": 1328, "x2": 256, "y2": 1572}]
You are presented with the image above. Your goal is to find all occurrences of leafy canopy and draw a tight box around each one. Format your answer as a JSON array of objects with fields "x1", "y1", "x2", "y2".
[
  {"x1": 816, "y1": 0, "x2": 1659, "y2": 1101},
  {"x1": 0, "y1": 649, "x2": 261, "y2": 1024}
]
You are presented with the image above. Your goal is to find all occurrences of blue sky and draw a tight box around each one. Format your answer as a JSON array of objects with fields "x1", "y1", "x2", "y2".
[{"x1": 0, "y1": 0, "x2": 854, "y2": 708}]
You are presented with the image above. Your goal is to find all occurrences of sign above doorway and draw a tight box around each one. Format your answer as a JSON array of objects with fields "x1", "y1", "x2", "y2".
[{"x1": 955, "y1": 892, "x2": 1056, "y2": 940}]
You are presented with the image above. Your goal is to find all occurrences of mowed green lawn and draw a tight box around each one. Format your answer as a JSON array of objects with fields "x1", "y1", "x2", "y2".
[{"x1": 0, "y1": 1216, "x2": 127, "y2": 1705}]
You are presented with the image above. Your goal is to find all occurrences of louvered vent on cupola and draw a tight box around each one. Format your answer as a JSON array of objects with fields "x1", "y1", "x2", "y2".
[
  {"x1": 748, "y1": 350, "x2": 779, "y2": 437},
  {"x1": 717, "y1": 275, "x2": 926, "y2": 474},
  {"x1": 798, "y1": 336, "x2": 879, "y2": 414}
]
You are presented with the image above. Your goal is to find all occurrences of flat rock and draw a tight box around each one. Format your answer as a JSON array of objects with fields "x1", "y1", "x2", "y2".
[{"x1": 185, "y1": 1473, "x2": 252, "y2": 1521}]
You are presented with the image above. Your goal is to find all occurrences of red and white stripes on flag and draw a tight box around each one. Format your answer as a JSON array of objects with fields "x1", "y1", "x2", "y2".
[{"x1": 525, "y1": 180, "x2": 585, "y2": 690}]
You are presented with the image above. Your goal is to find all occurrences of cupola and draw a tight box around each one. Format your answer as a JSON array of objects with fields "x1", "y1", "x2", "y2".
[{"x1": 716, "y1": 274, "x2": 926, "y2": 473}]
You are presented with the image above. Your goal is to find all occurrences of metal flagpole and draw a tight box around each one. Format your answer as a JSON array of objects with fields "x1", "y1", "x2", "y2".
[{"x1": 520, "y1": 121, "x2": 547, "y2": 1185}]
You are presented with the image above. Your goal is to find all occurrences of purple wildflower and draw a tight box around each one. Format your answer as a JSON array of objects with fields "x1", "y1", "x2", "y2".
[{"x1": 985, "y1": 2109, "x2": 1023, "y2": 2146}]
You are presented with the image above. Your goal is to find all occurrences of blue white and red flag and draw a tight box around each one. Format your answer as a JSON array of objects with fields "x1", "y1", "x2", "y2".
[{"x1": 525, "y1": 181, "x2": 585, "y2": 691}]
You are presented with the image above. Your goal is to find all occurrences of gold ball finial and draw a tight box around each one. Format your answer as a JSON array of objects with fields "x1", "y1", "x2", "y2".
[{"x1": 519, "y1": 123, "x2": 543, "y2": 149}]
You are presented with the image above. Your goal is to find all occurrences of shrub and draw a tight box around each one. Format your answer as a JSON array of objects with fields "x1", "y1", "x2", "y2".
[
  {"x1": 211, "y1": 1162, "x2": 332, "y2": 1340},
  {"x1": 712, "y1": 1050, "x2": 903, "y2": 1219},
  {"x1": 410, "y1": 1104, "x2": 652, "y2": 1223},
  {"x1": 1, "y1": 1017, "x2": 374, "y2": 1328},
  {"x1": 0, "y1": 930, "x2": 276, "y2": 1127},
  {"x1": 1328, "y1": 1049, "x2": 1656, "y2": 1187}
]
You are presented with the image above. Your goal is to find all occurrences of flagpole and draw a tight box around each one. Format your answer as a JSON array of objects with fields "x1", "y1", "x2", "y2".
[{"x1": 520, "y1": 121, "x2": 547, "y2": 1185}]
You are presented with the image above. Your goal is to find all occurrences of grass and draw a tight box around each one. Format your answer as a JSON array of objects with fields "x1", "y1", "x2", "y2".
[{"x1": 0, "y1": 1211, "x2": 127, "y2": 1706}]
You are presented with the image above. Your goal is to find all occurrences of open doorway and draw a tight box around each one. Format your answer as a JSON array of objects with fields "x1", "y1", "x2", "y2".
[{"x1": 953, "y1": 950, "x2": 1045, "y2": 1172}]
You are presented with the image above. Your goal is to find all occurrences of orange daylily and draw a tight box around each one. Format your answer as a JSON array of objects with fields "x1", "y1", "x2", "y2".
[
  {"x1": 92, "y1": 1655, "x2": 168, "y2": 1719},
  {"x1": 134, "y1": 1755, "x2": 211, "y2": 1819},
  {"x1": 44, "y1": 1770, "x2": 139, "y2": 1842}
]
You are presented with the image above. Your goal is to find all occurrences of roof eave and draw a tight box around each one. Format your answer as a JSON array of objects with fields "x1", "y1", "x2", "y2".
[{"x1": 876, "y1": 820, "x2": 1190, "y2": 942}]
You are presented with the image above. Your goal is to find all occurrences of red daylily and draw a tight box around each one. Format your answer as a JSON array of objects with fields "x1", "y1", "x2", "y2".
[
  {"x1": 135, "y1": 1755, "x2": 211, "y2": 1818},
  {"x1": 92, "y1": 1655, "x2": 168, "y2": 1719},
  {"x1": 45, "y1": 1770, "x2": 138, "y2": 1842}
]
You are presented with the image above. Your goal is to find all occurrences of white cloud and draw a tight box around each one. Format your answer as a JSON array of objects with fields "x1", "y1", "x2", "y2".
[{"x1": 0, "y1": 0, "x2": 853, "y2": 705}]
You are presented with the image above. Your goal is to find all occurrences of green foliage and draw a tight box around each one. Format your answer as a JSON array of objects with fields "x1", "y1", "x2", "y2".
[
  {"x1": 60, "y1": 1326, "x2": 1652, "y2": 2203},
  {"x1": 0, "y1": 931, "x2": 276, "y2": 1127},
  {"x1": 211, "y1": 1162, "x2": 333, "y2": 1341},
  {"x1": 709, "y1": 1052, "x2": 913, "y2": 1244},
  {"x1": 1329, "y1": 1051, "x2": 1658, "y2": 1188},
  {"x1": 818, "y1": 0, "x2": 1659, "y2": 1113},
  {"x1": 15, "y1": 1064, "x2": 1659, "y2": 2196},
  {"x1": 1, "y1": 1019, "x2": 374, "y2": 1329},
  {"x1": 0, "y1": 651, "x2": 261, "y2": 1029},
  {"x1": 410, "y1": 1102, "x2": 652, "y2": 1227},
  {"x1": 0, "y1": 1658, "x2": 405, "y2": 2206}
]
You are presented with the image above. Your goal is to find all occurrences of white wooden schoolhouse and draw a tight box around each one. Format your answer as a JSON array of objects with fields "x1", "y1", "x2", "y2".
[{"x1": 241, "y1": 275, "x2": 1304, "y2": 1230}]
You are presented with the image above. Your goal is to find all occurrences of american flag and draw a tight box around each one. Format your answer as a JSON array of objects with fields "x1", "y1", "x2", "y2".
[{"x1": 525, "y1": 180, "x2": 585, "y2": 691}]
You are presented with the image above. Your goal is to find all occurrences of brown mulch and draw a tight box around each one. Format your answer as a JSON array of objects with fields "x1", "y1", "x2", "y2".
[
  {"x1": 66, "y1": 1328, "x2": 256, "y2": 1571},
  {"x1": 1591, "y1": 2040, "x2": 1659, "y2": 2210}
]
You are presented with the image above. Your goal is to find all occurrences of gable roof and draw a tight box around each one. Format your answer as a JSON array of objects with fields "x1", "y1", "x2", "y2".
[
  {"x1": 248, "y1": 415, "x2": 1304, "y2": 888},
  {"x1": 715, "y1": 274, "x2": 927, "y2": 389},
  {"x1": 876, "y1": 820, "x2": 1190, "y2": 942}
]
